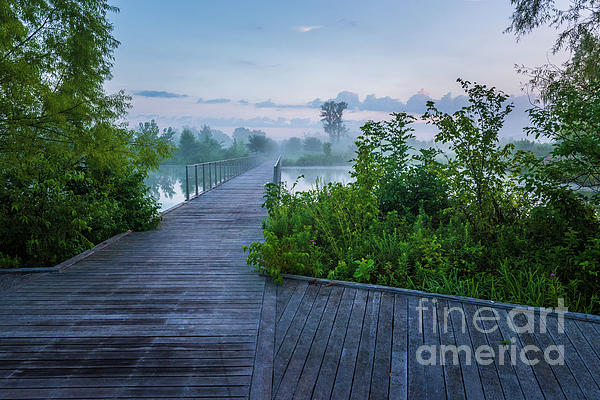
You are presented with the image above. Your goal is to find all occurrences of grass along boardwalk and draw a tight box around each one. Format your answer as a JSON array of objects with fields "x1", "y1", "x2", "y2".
[{"x1": 1, "y1": 159, "x2": 599, "y2": 399}]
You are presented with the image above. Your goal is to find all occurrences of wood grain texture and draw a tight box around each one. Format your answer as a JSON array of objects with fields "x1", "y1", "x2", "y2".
[
  {"x1": 273, "y1": 278, "x2": 600, "y2": 399},
  {"x1": 2, "y1": 158, "x2": 600, "y2": 399},
  {"x1": 0, "y1": 161, "x2": 272, "y2": 399}
]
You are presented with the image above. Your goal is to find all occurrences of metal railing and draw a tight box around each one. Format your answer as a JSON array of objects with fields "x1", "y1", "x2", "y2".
[
  {"x1": 185, "y1": 156, "x2": 259, "y2": 201},
  {"x1": 273, "y1": 156, "x2": 282, "y2": 185}
]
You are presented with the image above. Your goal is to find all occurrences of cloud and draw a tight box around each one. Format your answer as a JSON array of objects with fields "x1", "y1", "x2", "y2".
[
  {"x1": 307, "y1": 98, "x2": 323, "y2": 108},
  {"x1": 197, "y1": 98, "x2": 231, "y2": 104},
  {"x1": 361, "y1": 94, "x2": 404, "y2": 111},
  {"x1": 235, "y1": 59, "x2": 279, "y2": 69},
  {"x1": 205, "y1": 98, "x2": 231, "y2": 104},
  {"x1": 255, "y1": 100, "x2": 278, "y2": 108},
  {"x1": 239, "y1": 100, "x2": 249, "y2": 105},
  {"x1": 294, "y1": 25, "x2": 321, "y2": 33},
  {"x1": 254, "y1": 100, "x2": 306, "y2": 109},
  {"x1": 134, "y1": 90, "x2": 188, "y2": 98},
  {"x1": 333, "y1": 91, "x2": 361, "y2": 109}
]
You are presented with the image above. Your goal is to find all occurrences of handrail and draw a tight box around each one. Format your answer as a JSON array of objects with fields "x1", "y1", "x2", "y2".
[
  {"x1": 273, "y1": 156, "x2": 282, "y2": 185},
  {"x1": 184, "y1": 156, "x2": 260, "y2": 201}
]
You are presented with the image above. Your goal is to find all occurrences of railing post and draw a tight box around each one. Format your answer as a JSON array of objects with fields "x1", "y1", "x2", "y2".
[
  {"x1": 194, "y1": 165, "x2": 198, "y2": 197},
  {"x1": 273, "y1": 156, "x2": 281, "y2": 185},
  {"x1": 185, "y1": 156, "x2": 255, "y2": 197},
  {"x1": 185, "y1": 165, "x2": 190, "y2": 201}
]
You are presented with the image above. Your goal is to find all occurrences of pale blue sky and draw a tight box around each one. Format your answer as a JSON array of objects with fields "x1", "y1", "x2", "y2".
[{"x1": 105, "y1": 0, "x2": 562, "y2": 138}]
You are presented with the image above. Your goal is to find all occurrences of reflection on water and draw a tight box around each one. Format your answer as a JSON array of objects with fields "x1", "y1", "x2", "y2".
[
  {"x1": 145, "y1": 165, "x2": 187, "y2": 212},
  {"x1": 145, "y1": 165, "x2": 354, "y2": 211},
  {"x1": 281, "y1": 166, "x2": 353, "y2": 192}
]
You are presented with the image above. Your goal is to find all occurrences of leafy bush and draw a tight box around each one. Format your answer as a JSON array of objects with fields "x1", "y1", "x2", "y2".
[
  {"x1": 246, "y1": 81, "x2": 600, "y2": 314},
  {"x1": 0, "y1": 2, "x2": 173, "y2": 267}
]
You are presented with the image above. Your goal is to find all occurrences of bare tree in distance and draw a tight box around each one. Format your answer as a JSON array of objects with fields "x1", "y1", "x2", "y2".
[{"x1": 320, "y1": 101, "x2": 348, "y2": 142}]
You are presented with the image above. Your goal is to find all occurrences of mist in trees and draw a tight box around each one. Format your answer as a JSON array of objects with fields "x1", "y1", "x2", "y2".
[
  {"x1": 320, "y1": 101, "x2": 348, "y2": 142},
  {"x1": 167, "y1": 126, "x2": 248, "y2": 164}
]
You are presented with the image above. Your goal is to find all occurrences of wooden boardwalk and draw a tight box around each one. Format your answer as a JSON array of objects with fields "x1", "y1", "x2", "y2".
[
  {"x1": 1, "y1": 160, "x2": 600, "y2": 399},
  {"x1": 0, "y1": 161, "x2": 272, "y2": 399},
  {"x1": 272, "y1": 278, "x2": 600, "y2": 400}
]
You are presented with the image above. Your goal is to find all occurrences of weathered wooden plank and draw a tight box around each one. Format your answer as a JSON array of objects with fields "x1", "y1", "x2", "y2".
[
  {"x1": 273, "y1": 284, "x2": 319, "y2": 394},
  {"x1": 446, "y1": 300, "x2": 485, "y2": 400},
  {"x1": 311, "y1": 287, "x2": 356, "y2": 400},
  {"x1": 529, "y1": 314, "x2": 585, "y2": 400},
  {"x1": 330, "y1": 288, "x2": 368, "y2": 399},
  {"x1": 291, "y1": 285, "x2": 343, "y2": 399},
  {"x1": 350, "y1": 291, "x2": 381, "y2": 400},
  {"x1": 0, "y1": 365, "x2": 254, "y2": 379},
  {"x1": 573, "y1": 320, "x2": 600, "y2": 359},
  {"x1": 276, "y1": 280, "x2": 299, "y2": 323},
  {"x1": 543, "y1": 316, "x2": 600, "y2": 398},
  {"x1": 0, "y1": 357, "x2": 255, "y2": 369},
  {"x1": 507, "y1": 311, "x2": 567, "y2": 399},
  {"x1": 389, "y1": 294, "x2": 408, "y2": 400},
  {"x1": 249, "y1": 279, "x2": 275, "y2": 400},
  {"x1": 0, "y1": 375, "x2": 252, "y2": 389},
  {"x1": 407, "y1": 296, "x2": 426, "y2": 400},
  {"x1": 0, "y1": 386, "x2": 249, "y2": 399},
  {"x1": 275, "y1": 282, "x2": 309, "y2": 353},
  {"x1": 0, "y1": 349, "x2": 255, "y2": 361},
  {"x1": 462, "y1": 302, "x2": 504, "y2": 400},
  {"x1": 369, "y1": 291, "x2": 394, "y2": 399},
  {"x1": 435, "y1": 300, "x2": 465, "y2": 400},
  {"x1": 562, "y1": 319, "x2": 600, "y2": 388},
  {"x1": 421, "y1": 298, "x2": 446, "y2": 400},
  {"x1": 476, "y1": 305, "x2": 525, "y2": 400},
  {"x1": 275, "y1": 285, "x2": 331, "y2": 399}
]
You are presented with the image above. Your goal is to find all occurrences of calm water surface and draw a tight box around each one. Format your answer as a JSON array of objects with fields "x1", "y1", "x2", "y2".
[
  {"x1": 146, "y1": 165, "x2": 353, "y2": 211},
  {"x1": 145, "y1": 165, "x2": 187, "y2": 212},
  {"x1": 280, "y1": 166, "x2": 353, "y2": 192}
]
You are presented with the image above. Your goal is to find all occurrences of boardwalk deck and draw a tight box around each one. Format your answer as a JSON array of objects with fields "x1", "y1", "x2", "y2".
[
  {"x1": 0, "y1": 161, "x2": 273, "y2": 399},
  {"x1": 1, "y1": 160, "x2": 600, "y2": 399},
  {"x1": 272, "y1": 278, "x2": 600, "y2": 400}
]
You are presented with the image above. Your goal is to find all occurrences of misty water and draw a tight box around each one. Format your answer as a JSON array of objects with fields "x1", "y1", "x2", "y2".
[
  {"x1": 280, "y1": 166, "x2": 353, "y2": 192},
  {"x1": 145, "y1": 164, "x2": 353, "y2": 212}
]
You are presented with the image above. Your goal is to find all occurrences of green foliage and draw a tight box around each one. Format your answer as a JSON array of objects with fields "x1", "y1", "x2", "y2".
[
  {"x1": 425, "y1": 80, "x2": 524, "y2": 235},
  {"x1": 352, "y1": 113, "x2": 449, "y2": 223},
  {"x1": 0, "y1": 2, "x2": 173, "y2": 267},
  {"x1": 247, "y1": 133, "x2": 277, "y2": 154},
  {"x1": 353, "y1": 258, "x2": 375, "y2": 283},
  {"x1": 167, "y1": 124, "x2": 251, "y2": 165},
  {"x1": 232, "y1": 127, "x2": 266, "y2": 144},
  {"x1": 320, "y1": 101, "x2": 348, "y2": 142},
  {"x1": 523, "y1": 79, "x2": 600, "y2": 204},
  {"x1": 246, "y1": 81, "x2": 600, "y2": 314},
  {"x1": 303, "y1": 137, "x2": 322, "y2": 152},
  {"x1": 510, "y1": 139, "x2": 554, "y2": 158}
]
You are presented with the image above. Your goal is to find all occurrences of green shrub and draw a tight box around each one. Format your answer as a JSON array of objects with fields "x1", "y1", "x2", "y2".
[{"x1": 245, "y1": 81, "x2": 600, "y2": 314}]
